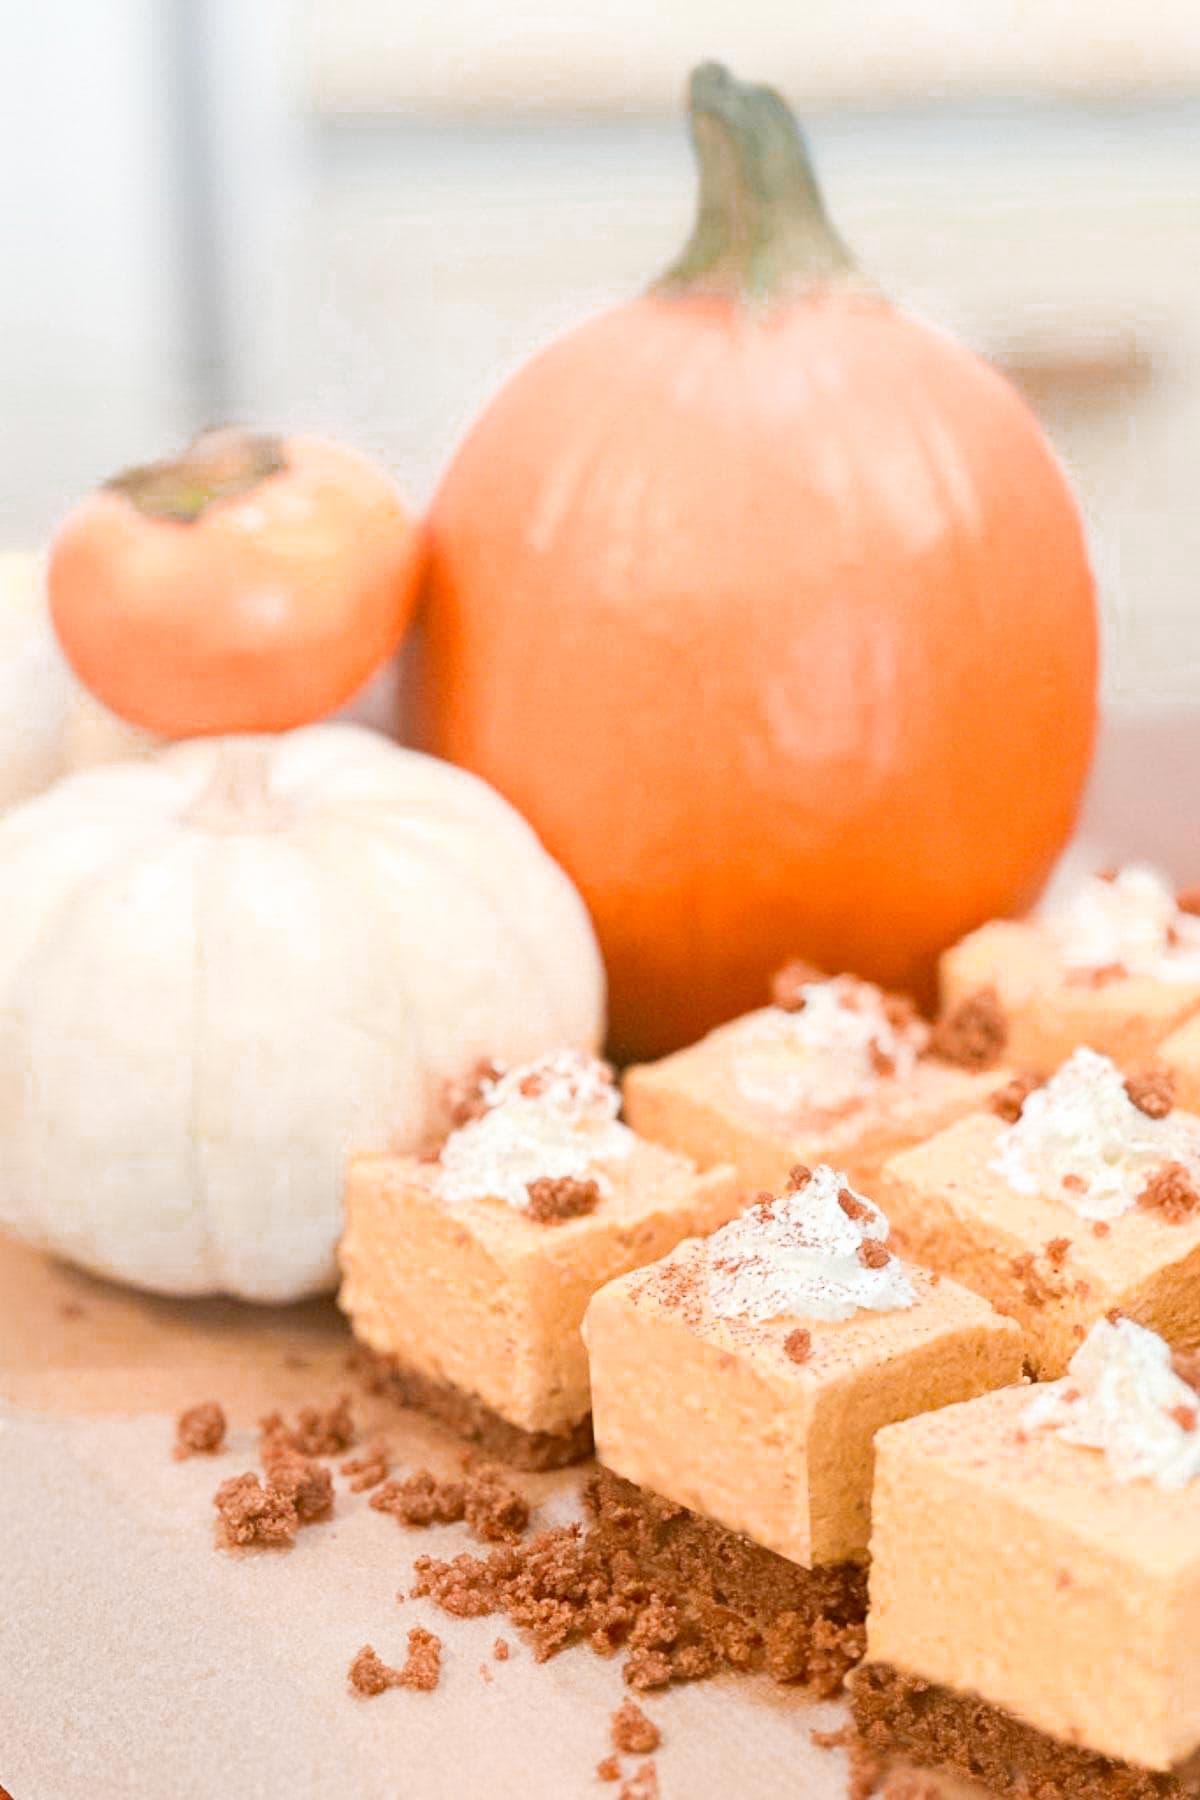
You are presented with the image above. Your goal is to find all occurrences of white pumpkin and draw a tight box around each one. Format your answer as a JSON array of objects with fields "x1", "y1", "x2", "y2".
[
  {"x1": 0, "y1": 724, "x2": 605, "y2": 1300},
  {"x1": 0, "y1": 552, "x2": 78, "y2": 806}
]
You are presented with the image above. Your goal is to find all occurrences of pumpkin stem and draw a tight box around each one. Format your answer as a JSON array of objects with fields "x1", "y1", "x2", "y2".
[
  {"x1": 106, "y1": 428, "x2": 286, "y2": 524},
  {"x1": 187, "y1": 741, "x2": 292, "y2": 832},
  {"x1": 656, "y1": 63, "x2": 859, "y2": 305}
]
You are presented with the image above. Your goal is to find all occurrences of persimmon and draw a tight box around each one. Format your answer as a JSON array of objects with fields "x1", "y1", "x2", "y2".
[
  {"x1": 48, "y1": 429, "x2": 419, "y2": 736},
  {"x1": 413, "y1": 64, "x2": 1099, "y2": 1062}
]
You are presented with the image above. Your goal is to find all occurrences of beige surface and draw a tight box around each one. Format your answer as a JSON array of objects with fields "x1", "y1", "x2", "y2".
[
  {"x1": 339, "y1": 1146, "x2": 741, "y2": 1432},
  {"x1": 0, "y1": 1229, "x2": 862, "y2": 1800},
  {"x1": 866, "y1": 1385, "x2": 1200, "y2": 1772},
  {"x1": 879, "y1": 1111, "x2": 1200, "y2": 1376},
  {"x1": 938, "y1": 918, "x2": 1200, "y2": 1074},
  {"x1": 624, "y1": 1015, "x2": 1005, "y2": 1199},
  {"x1": 585, "y1": 1241, "x2": 1021, "y2": 1566}
]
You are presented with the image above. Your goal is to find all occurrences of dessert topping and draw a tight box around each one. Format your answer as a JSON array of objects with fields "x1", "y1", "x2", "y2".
[
  {"x1": 991, "y1": 1046, "x2": 1200, "y2": 1221},
  {"x1": 929, "y1": 987, "x2": 1007, "y2": 1070},
  {"x1": 1139, "y1": 1161, "x2": 1200, "y2": 1223},
  {"x1": 1047, "y1": 864, "x2": 1200, "y2": 981},
  {"x1": 435, "y1": 1049, "x2": 633, "y2": 1212},
  {"x1": 525, "y1": 1174, "x2": 600, "y2": 1222},
  {"x1": 706, "y1": 1164, "x2": 915, "y2": 1323},
  {"x1": 1025, "y1": 1316, "x2": 1200, "y2": 1488},
  {"x1": 732, "y1": 976, "x2": 929, "y2": 1115},
  {"x1": 1124, "y1": 1065, "x2": 1175, "y2": 1119}
]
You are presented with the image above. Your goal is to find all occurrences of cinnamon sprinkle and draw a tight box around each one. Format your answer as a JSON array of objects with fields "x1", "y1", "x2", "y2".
[
  {"x1": 929, "y1": 987, "x2": 1007, "y2": 1070},
  {"x1": 173, "y1": 1400, "x2": 226, "y2": 1460}
]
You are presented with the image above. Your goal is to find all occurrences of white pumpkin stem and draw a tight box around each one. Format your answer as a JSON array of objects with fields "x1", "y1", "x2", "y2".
[{"x1": 187, "y1": 741, "x2": 291, "y2": 832}]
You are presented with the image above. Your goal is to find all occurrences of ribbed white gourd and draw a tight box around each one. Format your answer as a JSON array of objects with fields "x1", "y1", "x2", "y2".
[{"x1": 0, "y1": 724, "x2": 605, "y2": 1300}]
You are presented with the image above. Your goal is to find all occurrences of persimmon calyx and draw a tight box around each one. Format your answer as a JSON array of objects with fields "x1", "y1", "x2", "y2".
[
  {"x1": 656, "y1": 61, "x2": 865, "y2": 306},
  {"x1": 105, "y1": 428, "x2": 287, "y2": 523}
]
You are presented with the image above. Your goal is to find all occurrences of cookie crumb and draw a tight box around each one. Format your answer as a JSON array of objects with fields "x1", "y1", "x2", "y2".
[
  {"x1": 771, "y1": 959, "x2": 824, "y2": 1011},
  {"x1": 618, "y1": 1763, "x2": 658, "y2": 1800},
  {"x1": 1092, "y1": 1221, "x2": 1111, "y2": 1239},
  {"x1": 260, "y1": 1395, "x2": 355, "y2": 1460},
  {"x1": 262, "y1": 1445, "x2": 334, "y2": 1525},
  {"x1": 837, "y1": 1187, "x2": 870, "y2": 1222},
  {"x1": 991, "y1": 1071, "x2": 1043, "y2": 1124},
  {"x1": 1139, "y1": 1161, "x2": 1200, "y2": 1224},
  {"x1": 596, "y1": 1755, "x2": 621, "y2": 1783},
  {"x1": 611, "y1": 1699, "x2": 661, "y2": 1755},
  {"x1": 1171, "y1": 1405, "x2": 1198, "y2": 1433},
  {"x1": 173, "y1": 1400, "x2": 226, "y2": 1460},
  {"x1": 372, "y1": 1469, "x2": 466, "y2": 1527},
  {"x1": 930, "y1": 987, "x2": 1007, "y2": 1070},
  {"x1": 214, "y1": 1472, "x2": 297, "y2": 1549},
  {"x1": 493, "y1": 1637, "x2": 511, "y2": 1661},
  {"x1": 786, "y1": 1164, "x2": 813, "y2": 1191},
  {"x1": 1125, "y1": 1066, "x2": 1175, "y2": 1120},
  {"x1": 463, "y1": 1461, "x2": 530, "y2": 1543},
  {"x1": 341, "y1": 1440, "x2": 390, "y2": 1492},
  {"x1": 858, "y1": 1239, "x2": 890, "y2": 1270},
  {"x1": 783, "y1": 1328, "x2": 812, "y2": 1364},
  {"x1": 348, "y1": 1645, "x2": 401, "y2": 1697},
  {"x1": 526, "y1": 1174, "x2": 600, "y2": 1224},
  {"x1": 398, "y1": 1625, "x2": 442, "y2": 1692},
  {"x1": 444, "y1": 1057, "x2": 504, "y2": 1130},
  {"x1": 811, "y1": 1726, "x2": 851, "y2": 1750}
]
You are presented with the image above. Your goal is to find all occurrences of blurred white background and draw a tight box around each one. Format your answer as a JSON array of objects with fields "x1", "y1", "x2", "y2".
[{"x1": 2, "y1": 0, "x2": 1199, "y2": 713}]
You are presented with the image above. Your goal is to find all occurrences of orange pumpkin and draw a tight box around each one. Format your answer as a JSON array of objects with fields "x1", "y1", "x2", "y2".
[
  {"x1": 49, "y1": 429, "x2": 418, "y2": 737},
  {"x1": 413, "y1": 64, "x2": 1099, "y2": 1062}
]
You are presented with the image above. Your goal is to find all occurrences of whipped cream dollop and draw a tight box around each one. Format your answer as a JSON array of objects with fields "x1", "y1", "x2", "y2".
[
  {"x1": 991, "y1": 1047, "x2": 1200, "y2": 1222},
  {"x1": 1025, "y1": 1316, "x2": 1200, "y2": 1489},
  {"x1": 731, "y1": 977, "x2": 928, "y2": 1116},
  {"x1": 1046, "y1": 864, "x2": 1200, "y2": 982},
  {"x1": 435, "y1": 1049, "x2": 633, "y2": 1211},
  {"x1": 706, "y1": 1164, "x2": 915, "y2": 1324}
]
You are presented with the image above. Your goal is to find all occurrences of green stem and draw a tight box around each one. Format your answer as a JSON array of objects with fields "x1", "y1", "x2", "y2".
[
  {"x1": 106, "y1": 428, "x2": 286, "y2": 523},
  {"x1": 656, "y1": 62, "x2": 858, "y2": 306}
]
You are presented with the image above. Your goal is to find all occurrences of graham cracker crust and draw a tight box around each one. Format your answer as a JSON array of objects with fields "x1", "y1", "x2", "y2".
[
  {"x1": 851, "y1": 1662, "x2": 1200, "y2": 1799},
  {"x1": 587, "y1": 1467, "x2": 867, "y2": 1694},
  {"x1": 349, "y1": 1347, "x2": 594, "y2": 1471}
]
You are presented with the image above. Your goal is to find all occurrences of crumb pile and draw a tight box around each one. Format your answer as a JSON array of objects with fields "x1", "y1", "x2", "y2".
[
  {"x1": 210, "y1": 1396, "x2": 357, "y2": 1549},
  {"x1": 173, "y1": 1400, "x2": 226, "y2": 1460},
  {"x1": 371, "y1": 1461, "x2": 530, "y2": 1544},
  {"x1": 929, "y1": 986, "x2": 1007, "y2": 1070},
  {"x1": 348, "y1": 1628, "x2": 443, "y2": 1697},
  {"x1": 410, "y1": 1470, "x2": 865, "y2": 1696}
]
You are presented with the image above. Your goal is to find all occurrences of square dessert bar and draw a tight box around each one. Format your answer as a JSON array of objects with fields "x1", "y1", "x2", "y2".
[
  {"x1": 623, "y1": 968, "x2": 1010, "y2": 1199},
  {"x1": 854, "y1": 1318, "x2": 1200, "y2": 1795},
  {"x1": 1162, "y1": 1010, "x2": 1200, "y2": 1115},
  {"x1": 879, "y1": 1046, "x2": 1200, "y2": 1378},
  {"x1": 339, "y1": 1050, "x2": 740, "y2": 1468},
  {"x1": 583, "y1": 1166, "x2": 1022, "y2": 1690},
  {"x1": 940, "y1": 864, "x2": 1200, "y2": 1075}
]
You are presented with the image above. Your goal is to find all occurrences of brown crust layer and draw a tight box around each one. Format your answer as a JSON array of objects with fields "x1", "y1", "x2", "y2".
[
  {"x1": 851, "y1": 1662, "x2": 1200, "y2": 1799},
  {"x1": 349, "y1": 1347, "x2": 593, "y2": 1471},
  {"x1": 587, "y1": 1468, "x2": 867, "y2": 1693}
]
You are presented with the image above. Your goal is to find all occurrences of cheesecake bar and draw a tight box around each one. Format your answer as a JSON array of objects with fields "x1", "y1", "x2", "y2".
[
  {"x1": 940, "y1": 864, "x2": 1200, "y2": 1075},
  {"x1": 853, "y1": 1317, "x2": 1200, "y2": 1796},
  {"x1": 338, "y1": 1050, "x2": 740, "y2": 1468},
  {"x1": 879, "y1": 1046, "x2": 1200, "y2": 1377},
  {"x1": 582, "y1": 1165, "x2": 1022, "y2": 1688},
  {"x1": 1162, "y1": 1008, "x2": 1200, "y2": 1115},
  {"x1": 623, "y1": 969, "x2": 1010, "y2": 1198}
]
